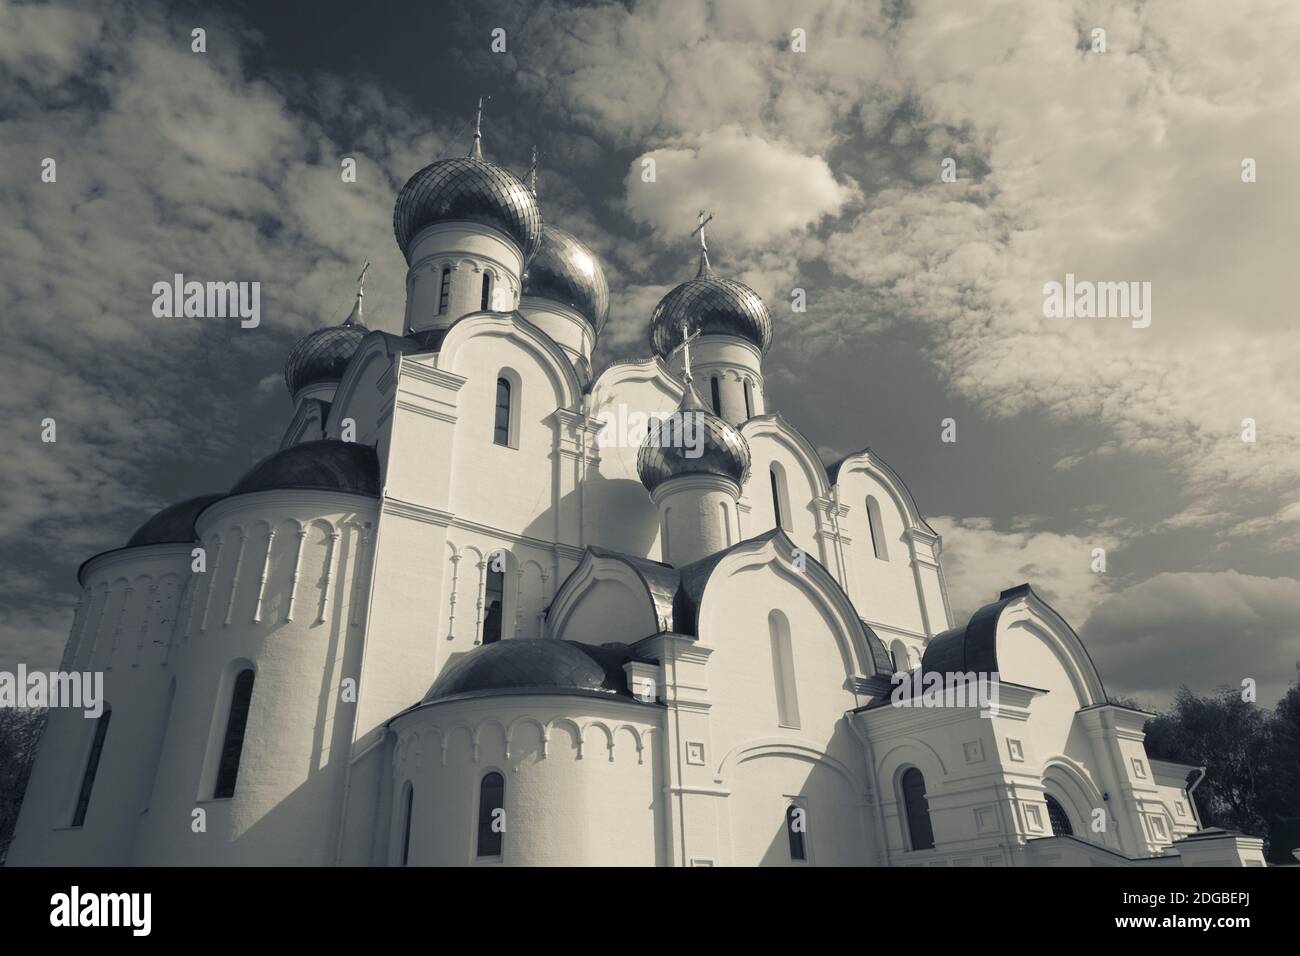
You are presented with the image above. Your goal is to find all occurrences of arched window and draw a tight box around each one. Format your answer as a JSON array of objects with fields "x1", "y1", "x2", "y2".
[
  {"x1": 481, "y1": 271, "x2": 493, "y2": 311},
  {"x1": 768, "y1": 610, "x2": 800, "y2": 729},
  {"x1": 214, "y1": 668, "x2": 255, "y2": 799},
  {"x1": 786, "y1": 804, "x2": 807, "y2": 861},
  {"x1": 400, "y1": 783, "x2": 414, "y2": 865},
  {"x1": 477, "y1": 771, "x2": 505, "y2": 858},
  {"x1": 770, "y1": 466, "x2": 787, "y2": 531},
  {"x1": 1045, "y1": 794, "x2": 1074, "y2": 837},
  {"x1": 710, "y1": 376, "x2": 722, "y2": 415},
  {"x1": 866, "y1": 496, "x2": 889, "y2": 560},
  {"x1": 482, "y1": 554, "x2": 505, "y2": 644},
  {"x1": 900, "y1": 767, "x2": 935, "y2": 851},
  {"x1": 438, "y1": 267, "x2": 451, "y2": 314},
  {"x1": 71, "y1": 705, "x2": 112, "y2": 827},
  {"x1": 743, "y1": 379, "x2": 754, "y2": 419},
  {"x1": 890, "y1": 640, "x2": 910, "y2": 674},
  {"x1": 493, "y1": 377, "x2": 511, "y2": 447}
]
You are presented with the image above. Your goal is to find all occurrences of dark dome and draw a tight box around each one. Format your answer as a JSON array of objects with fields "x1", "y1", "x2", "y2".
[
  {"x1": 423, "y1": 640, "x2": 639, "y2": 703},
  {"x1": 230, "y1": 440, "x2": 380, "y2": 498},
  {"x1": 284, "y1": 322, "x2": 369, "y2": 396},
  {"x1": 521, "y1": 225, "x2": 609, "y2": 332},
  {"x1": 637, "y1": 383, "x2": 751, "y2": 494},
  {"x1": 126, "y1": 493, "x2": 224, "y2": 548},
  {"x1": 393, "y1": 157, "x2": 542, "y2": 262},
  {"x1": 649, "y1": 264, "x2": 772, "y2": 357}
]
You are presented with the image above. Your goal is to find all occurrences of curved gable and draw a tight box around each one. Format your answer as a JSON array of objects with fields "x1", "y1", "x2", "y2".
[
  {"x1": 828, "y1": 448, "x2": 935, "y2": 535},
  {"x1": 740, "y1": 413, "x2": 831, "y2": 501},
  {"x1": 438, "y1": 310, "x2": 581, "y2": 412},
  {"x1": 548, "y1": 547, "x2": 671, "y2": 645},
  {"x1": 327, "y1": 330, "x2": 416, "y2": 440}
]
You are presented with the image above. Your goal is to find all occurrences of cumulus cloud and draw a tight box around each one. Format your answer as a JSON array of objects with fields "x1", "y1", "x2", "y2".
[{"x1": 1080, "y1": 571, "x2": 1300, "y2": 707}]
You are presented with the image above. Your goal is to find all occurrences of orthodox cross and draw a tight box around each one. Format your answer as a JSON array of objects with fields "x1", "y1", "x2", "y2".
[
  {"x1": 469, "y1": 96, "x2": 485, "y2": 159},
  {"x1": 347, "y1": 259, "x2": 370, "y2": 326},
  {"x1": 528, "y1": 145, "x2": 538, "y2": 196},
  {"x1": 672, "y1": 319, "x2": 702, "y2": 384},
  {"x1": 690, "y1": 208, "x2": 714, "y2": 274}
]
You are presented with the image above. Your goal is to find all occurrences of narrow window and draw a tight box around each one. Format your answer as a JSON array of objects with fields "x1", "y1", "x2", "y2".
[
  {"x1": 214, "y1": 668, "x2": 255, "y2": 799},
  {"x1": 786, "y1": 804, "x2": 807, "y2": 861},
  {"x1": 769, "y1": 610, "x2": 800, "y2": 729},
  {"x1": 438, "y1": 267, "x2": 451, "y2": 314},
  {"x1": 493, "y1": 377, "x2": 511, "y2": 447},
  {"x1": 401, "y1": 783, "x2": 414, "y2": 865},
  {"x1": 477, "y1": 771, "x2": 505, "y2": 858},
  {"x1": 743, "y1": 380, "x2": 754, "y2": 419},
  {"x1": 890, "y1": 640, "x2": 910, "y2": 674},
  {"x1": 710, "y1": 376, "x2": 722, "y2": 415},
  {"x1": 482, "y1": 560, "x2": 505, "y2": 644},
  {"x1": 770, "y1": 466, "x2": 787, "y2": 531},
  {"x1": 866, "y1": 496, "x2": 889, "y2": 560},
  {"x1": 1045, "y1": 794, "x2": 1074, "y2": 837},
  {"x1": 71, "y1": 706, "x2": 112, "y2": 827},
  {"x1": 142, "y1": 680, "x2": 176, "y2": 813},
  {"x1": 481, "y1": 272, "x2": 493, "y2": 311},
  {"x1": 901, "y1": 767, "x2": 935, "y2": 851}
]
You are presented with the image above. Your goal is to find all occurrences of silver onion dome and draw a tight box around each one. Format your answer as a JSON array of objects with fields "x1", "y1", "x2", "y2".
[
  {"x1": 522, "y1": 225, "x2": 610, "y2": 332},
  {"x1": 648, "y1": 258, "x2": 772, "y2": 358},
  {"x1": 637, "y1": 383, "x2": 751, "y2": 494},
  {"x1": 284, "y1": 321, "x2": 369, "y2": 396},
  {"x1": 393, "y1": 157, "x2": 542, "y2": 263}
]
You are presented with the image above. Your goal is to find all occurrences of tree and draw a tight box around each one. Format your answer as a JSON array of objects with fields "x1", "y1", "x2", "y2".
[{"x1": 0, "y1": 708, "x2": 47, "y2": 865}]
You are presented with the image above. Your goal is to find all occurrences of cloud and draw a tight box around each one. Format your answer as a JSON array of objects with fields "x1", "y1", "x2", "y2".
[
  {"x1": 1080, "y1": 571, "x2": 1300, "y2": 707},
  {"x1": 623, "y1": 127, "x2": 858, "y2": 251},
  {"x1": 931, "y1": 515, "x2": 1119, "y2": 627}
]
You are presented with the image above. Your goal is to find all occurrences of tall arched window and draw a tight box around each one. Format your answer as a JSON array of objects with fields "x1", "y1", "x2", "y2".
[
  {"x1": 493, "y1": 377, "x2": 511, "y2": 447},
  {"x1": 71, "y1": 705, "x2": 112, "y2": 827},
  {"x1": 770, "y1": 465, "x2": 789, "y2": 531},
  {"x1": 1045, "y1": 794, "x2": 1074, "y2": 837},
  {"x1": 710, "y1": 376, "x2": 722, "y2": 415},
  {"x1": 743, "y1": 380, "x2": 754, "y2": 419},
  {"x1": 890, "y1": 640, "x2": 910, "y2": 674},
  {"x1": 481, "y1": 271, "x2": 493, "y2": 311},
  {"x1": 438, "y1": 267, "x2": 451, "y2": 314},
  {"x1": 400, "y1": 783, "x2": 415, "y2": 865},
  {"x1": 901, "y1": 767, "x2": 935, "y2": 851},
  {"x1": 482, "y1": 555, "x2": 505, "y2": 644},
  {"x1": 768, "y1": 610, "x2": 800, "y2": 729},
  {"x1": 477, "y1": 771, "x2": 505, "y2": 858},
  {"x1": 214, "y1": 668, "x2": 255, "y2": 799},
  {"x1": 866, "y1": 495, "x2": 889, "y2": 560},
  {"x1": 786, "y1": 804, "x2": 807, "y2": 861}
]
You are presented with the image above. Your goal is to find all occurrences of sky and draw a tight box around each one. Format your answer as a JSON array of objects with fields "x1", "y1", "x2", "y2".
[{"x1": 3, "y1": 0, "x2": 1299, "y2": 708}]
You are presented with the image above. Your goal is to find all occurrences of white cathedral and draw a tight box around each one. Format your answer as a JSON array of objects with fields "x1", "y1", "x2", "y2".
[{"x1": 9, "y1": 116, "x2": 1266, "y2": 868}]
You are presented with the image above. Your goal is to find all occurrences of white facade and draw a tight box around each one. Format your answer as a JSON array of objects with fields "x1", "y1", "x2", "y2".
[{"x1": 8, "y1": 142, "x2": 1265, "y2": 869}]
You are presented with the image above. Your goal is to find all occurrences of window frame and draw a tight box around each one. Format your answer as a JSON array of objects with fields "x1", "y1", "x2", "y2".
[
  {"x1": 900, "y1": 767, "x2": 935, "y2": 852},
  {"x1": 70, "y1": 705, "x2": 113, "y2": 828},
  {"x1": 475, "y1": 770, "x2": 506, "y2": 861},
  {"x1": 438, "y1": 266, "x2": 451, "y2": 315},
  {"x1": 212, "y1": 667, "x2": 256, "y2": 800}
]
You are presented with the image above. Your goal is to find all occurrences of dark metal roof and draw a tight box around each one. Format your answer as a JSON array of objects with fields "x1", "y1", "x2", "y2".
[
  {"x1": 284, "y1": 323, "x2": 369, "y2": 396},
  {"x1": 522, "y1": 225, "x2": 610, "y2": 332},
  {"x1": 649, "y1": 269, "x2": 772, "y2": 357},
  {"x1": 422, "y1": 640, "x2": 647, "y2": 703},
  {"x1": 229, "y1": 440, "x2": 380, "y2": 498},
  {"x1": 636, "y1": 383, "x2": 751, "y2": 493},
  {"x1": 393, "y1": 156, "x2": 542, "y2": 262},
  {"x1": 585, "y1": 547, "x2": 680, "y2": 630},
  {"x1": 125, "y1": 493, "x2": 225, "y2": 548}
]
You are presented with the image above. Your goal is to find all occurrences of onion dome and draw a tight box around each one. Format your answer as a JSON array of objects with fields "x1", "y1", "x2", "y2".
[
  {"x1": 126, "y1": 494, "x2": 224, "y2": 548},
  {"x1": 284, "y1": 322, "x2": 368, "y2": 396},
  {"x1": 522, "y1": 225, "x2": 610, "y2": 332},
  {"x1": 649, "y1": 253, "x2": 772, "y2": 358},
  {"x1": 392, "y1": 147, "x2": 541, "y2": 262},
  {"x1": 637, "y1": 383, "x2": 751, "y2": 493},
  {"x1": 422, "y1": 640, "x2": 643, "y2": 703},
  {"x1": 230, "y1": 440, "x2": 380, "y2": 498}
]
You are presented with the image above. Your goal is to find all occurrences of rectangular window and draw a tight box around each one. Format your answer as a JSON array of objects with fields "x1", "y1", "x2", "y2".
[
  {"x1": 72, "y1": 708, "x2": 112, "y2": 827},
  {"x1": 438, "y1": 268, "x2": 451, "y2": 314}
]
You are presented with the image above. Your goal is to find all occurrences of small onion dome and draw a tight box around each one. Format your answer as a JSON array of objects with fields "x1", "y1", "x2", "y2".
[
  {"x1": 637, "y1": 383, "x2": 751, "y2": 494},
  {"x1": 648, "y1": 258, "x2": 772, "y2": 358},
  {"x1": 284, "y1": 322, "x2": 369, "y2": 397},
  {"x1": 521, "y1": 225, "x2": 610, "y2": 332},
  {"x1": 125, "y1": 493, "x2": 224, "y2": 548},
  {"x1": 392, "y1": 156, "x2": 542, "y2": 263},
  {"x1": 422, "y1": 639, "x2": 643, "y2": 703},
  {"x1": 230, "y1": 440, "x2": 380, "y2": 498}
]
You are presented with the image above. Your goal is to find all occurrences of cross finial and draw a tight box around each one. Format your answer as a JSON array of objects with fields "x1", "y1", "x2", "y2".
[
  {"x1": 469, "y1": 96, "x2": 485, "y2": 160},
  {"x1": 528, "y1": 145, "x2": 538, "y2": 196},
  {"x1": 346, "y1": 259, "x2": 371, "y2": 326},
  {"x1": 670, "y1": 319, "x2": 702, "y2": 383},
  {"x1": 690, "y1": 208, "x2": 714, "y2": 276}
]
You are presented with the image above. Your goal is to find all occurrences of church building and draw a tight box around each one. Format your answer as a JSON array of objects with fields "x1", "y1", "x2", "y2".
[{"x1": 8, "y1": 112, "x2": 1265, "y2": 868}]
